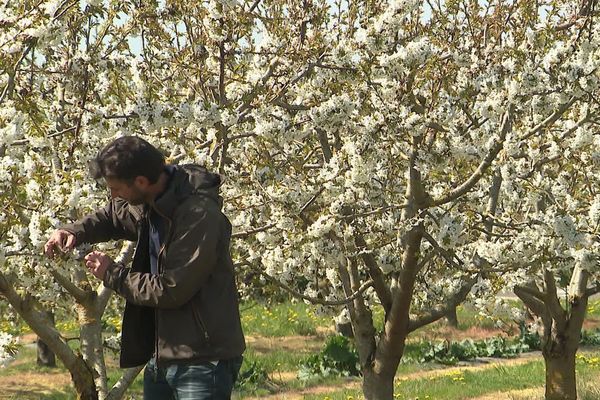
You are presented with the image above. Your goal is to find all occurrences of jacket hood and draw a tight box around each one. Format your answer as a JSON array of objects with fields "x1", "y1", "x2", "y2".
[{"x1": 153, "y1": 164, "x2": 223, "y2": 218}]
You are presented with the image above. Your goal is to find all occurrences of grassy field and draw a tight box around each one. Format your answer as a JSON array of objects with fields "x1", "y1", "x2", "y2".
[{"x1": 1, "y1": 300, "x2": 600, "y2": 399}]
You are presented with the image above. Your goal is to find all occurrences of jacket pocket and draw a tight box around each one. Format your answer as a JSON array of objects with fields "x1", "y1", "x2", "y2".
[
  {"x1": 157, "y1": 301, "x2": 211, "y2": 362},
  {"x1": 191, "y1": 302, "x2": 211, "y2": 345}
]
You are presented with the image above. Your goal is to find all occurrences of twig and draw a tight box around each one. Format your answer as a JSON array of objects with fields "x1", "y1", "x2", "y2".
[
  {"x1": 256, "y1": 267, "x2": 374, "y2": 306},
  {"x1": 232, "y1": 224, "x2": 276, "y2": 239}
]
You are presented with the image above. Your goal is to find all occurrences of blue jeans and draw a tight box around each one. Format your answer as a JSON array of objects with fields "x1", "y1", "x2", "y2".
[{"x1": 143, "y1": 356, "x2": 243, "y2": 400}]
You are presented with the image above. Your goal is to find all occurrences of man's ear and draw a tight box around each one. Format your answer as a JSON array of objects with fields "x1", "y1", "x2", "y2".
[{"x1": 134, "y1": 176, "x2": 150, "y2": 188}]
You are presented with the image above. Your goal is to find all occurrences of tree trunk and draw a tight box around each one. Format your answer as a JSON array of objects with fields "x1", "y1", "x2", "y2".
[
  {"x1": 335, "y1": 321, "x2": 354, "y2": 338},
  {"x1": 445, "y1": 307, "x2": 459, "y2": 328},
  {"x1": 515, "y1": 266, "x2": 590, "y2": 400},
  {"x1": 363, "y1": 369, "x2": 394, "y2": 400},
  {"x1": 0, "y1": 272, "x2": 98, "y2": 399},
  {"x1": 74, "y1": 270, "x2": 109, "y2": 400},
  {"x1": 544, "y1": 346, "x2": 577, "y2": 400},
  {"x1": 37, "y1": 338, "x2": 56, "y2": 367},
  {"x1": 69, "y1": 363, "x2": 99, "y2": 400},
  {"x1": 37, "y1": 310, "x2": 56, "y2": 367}
]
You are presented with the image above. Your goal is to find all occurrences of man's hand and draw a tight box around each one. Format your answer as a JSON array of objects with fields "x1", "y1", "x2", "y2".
[
  {"x1": 84, "y1": 251, "x2": 114, "y2": 280},
  {"x1": 44, "y1": 230, "x2": 76, "y2": 258}
]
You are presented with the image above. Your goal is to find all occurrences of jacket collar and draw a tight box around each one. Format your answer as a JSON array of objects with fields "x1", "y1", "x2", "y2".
[{"x1": 150, "y1": 165, "x2": 223, "y2": 219}]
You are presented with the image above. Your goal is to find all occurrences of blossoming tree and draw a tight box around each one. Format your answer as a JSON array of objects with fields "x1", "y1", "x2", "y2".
[{"x1": 1, "y1": 0, "x2": 599, "y2": 399}]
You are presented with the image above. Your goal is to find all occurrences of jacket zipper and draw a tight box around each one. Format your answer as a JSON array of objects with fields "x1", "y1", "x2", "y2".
[
  {"x1": 151, "y1": 203, "x2": 211, "y2": 358},
  {"x1": 151, "y1": 205, "x2": 173, "y2": 365},
  {"x1": 192, "y1": 302, "x2": 211, "y2": 343}
]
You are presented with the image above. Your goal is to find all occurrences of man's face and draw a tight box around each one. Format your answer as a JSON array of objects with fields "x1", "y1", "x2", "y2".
[{"x1": 105, "y1": 177, "x2": 149, "y2": 205}]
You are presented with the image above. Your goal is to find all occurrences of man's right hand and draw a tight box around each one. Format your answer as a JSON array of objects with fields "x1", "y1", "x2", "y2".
[{"x1": 44, "y1": 230, "x2": 76, "y2": 258}]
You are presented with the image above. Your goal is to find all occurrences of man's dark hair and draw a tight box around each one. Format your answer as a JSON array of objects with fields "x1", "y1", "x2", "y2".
[{"x1": 89, "y1": 136, "x2": 165, "y2": 184}]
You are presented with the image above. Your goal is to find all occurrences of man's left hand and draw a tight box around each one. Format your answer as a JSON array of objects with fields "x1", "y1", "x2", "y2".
[{"x1": 84, "y1": 251, "x2": 113, "y2": 280}]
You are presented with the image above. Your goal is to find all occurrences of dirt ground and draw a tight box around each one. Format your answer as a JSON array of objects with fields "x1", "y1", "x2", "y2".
[{"x1": 0, "y1": 371, "x2": 72, "y2": 399}]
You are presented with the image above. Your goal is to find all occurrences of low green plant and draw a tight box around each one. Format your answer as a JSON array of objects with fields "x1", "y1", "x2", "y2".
[
  {"x1": 581, "y1": 329, "x2": 600, "y2": 346},
  {"x1": 518, "y1": 321, "x2": 542, "y2": 351},
  {"x1": 407, "y1": 335, "x2": 532, "y2": 365},
  {"x1": 298, "y1": 335, "x2": 360, "y2": 380},
  {"x1": 235, "y1": 359, "x2": 271, "y2": 392}
]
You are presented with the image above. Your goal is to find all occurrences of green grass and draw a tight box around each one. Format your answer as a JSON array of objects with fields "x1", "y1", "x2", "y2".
[
  {"x1": 0, "y1": 345, "x2": 143, "y2": 400},
  {"x1": 240, "y1": 300, "x2": 331, "y2": 336},
  {"x1": 303, "y1": 352, "x2": 600, "y2": 400},
  {"x1": 587, "y1": 299, "x2": 600, "y2": 319},
  {"x1": 394, "y1": 362, "x2": 545, "y2": 400},
  {"x1": 243, "y1": 347, "x2": 311, "y2": 373}
]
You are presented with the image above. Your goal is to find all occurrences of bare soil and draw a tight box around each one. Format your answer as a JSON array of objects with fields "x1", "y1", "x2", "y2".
[
  {"x1": 412, "y1": 325, "x2": 509, "y2": 342},
  {"x1": 245, "y1": 335, "x2": 324, "y2": 354},
  {"x1": 470, "y1": 387, "x2": 544, "y2": 400},
  {"x1": 0, "y1": 371, "x2": 71, "y2": 399}
]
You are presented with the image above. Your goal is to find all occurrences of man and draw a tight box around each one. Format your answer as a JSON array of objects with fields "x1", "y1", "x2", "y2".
[{"x1": 44, "y1": 136, "x2": 245, "y2": 399}]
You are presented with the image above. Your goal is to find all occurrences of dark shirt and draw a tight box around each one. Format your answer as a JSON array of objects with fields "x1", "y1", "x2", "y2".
[{"x1": 148, "y1": 166, "x2": 174, "y2": 275}]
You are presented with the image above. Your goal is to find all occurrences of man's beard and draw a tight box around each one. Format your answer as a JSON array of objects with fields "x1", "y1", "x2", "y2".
[{"x1": 124, "y1": 187, "x2": 147, "y2": 206}]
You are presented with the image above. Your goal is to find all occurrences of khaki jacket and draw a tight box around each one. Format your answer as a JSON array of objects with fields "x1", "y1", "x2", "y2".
[{"x1": 62, "y1": 165, "x2": 245, "y2": 367}]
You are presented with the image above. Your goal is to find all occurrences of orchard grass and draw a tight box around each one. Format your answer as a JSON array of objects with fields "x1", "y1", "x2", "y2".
[
  {"x1": 303, "y1": 351, "x2": 600, "y2": 400},
  {"x1": 243, "y1": 347, "x2": 311, "y2": 373},
  {"x1": 0, "y1": 346, "x2": 144, "y2": 399},
  {"x1": 5, "y1": 348, "x2": 600, "y2": 400},
  {"x1": 240, "y1": 300, "x2": 331, "y2": 337}
]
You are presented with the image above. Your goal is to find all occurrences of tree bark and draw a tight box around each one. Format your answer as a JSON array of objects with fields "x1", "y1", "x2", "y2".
[
  {"x1": 37, "y1": 338, "x2": 56, "y2": 367},
  {"x1": 363, "y1": 369, "x2": 394, "y2": 400},
  {"x1": 37, "y1": 310, "x2": 56, "y2": 367},
  {"x1": 515, "y1": 266, "x2": 590, "y2": 400},
  {"x1": 335, "y1": 321, "x2": 354, "y2": 338},
  {"x1": 445, "y1": 307, "x2": 459, "y2": 328},
  {"x1": 544, "y1": 345, "x2": 577, "y2": 400},
  {"x1": 78, "y1": 303, "x2": 108, "y2": 400},
  {"x1": 0, "y1": 272, "x2": 98, "y2": 399}
]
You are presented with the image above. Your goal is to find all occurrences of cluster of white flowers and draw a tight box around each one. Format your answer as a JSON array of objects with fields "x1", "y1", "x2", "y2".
[
  {"x1": 435, "y1": 215, "x2": 466, "y2": 249},
  {"x1": 2, "y1": 0, "x2": 600, "y2": 367},
  {"x1": 0, "y1": 332, "x2": 16, "y2": 367}
]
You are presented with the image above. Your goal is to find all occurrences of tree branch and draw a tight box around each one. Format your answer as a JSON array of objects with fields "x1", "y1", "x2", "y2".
[
  {"x1": 422, "y1": 232, "x2": 463, "y2": 269},
  {"x1": 339, "y1": 204, "x2": 409, "y2": 221},
  {"x1": 316, "y1": 128, "x2": 333, "y2": 163},
  {"x1": 430, "y1": 105, "x2": 514, "y2": 207},
  {"x1": 248, "y1": 0, "x2": 262, "y2": 13},
  {"x1": 48, "y1": 268, "x2": 92, "y2": 305},
  {"x1": 543, "y1": 268, "x2": 567, "y2": 328},
  {"x1": 218, "y1": 34, "x2": 227, "y2": 105},
  {"x1": 512, "y1": 284, "x2": 545, "y2": 303},
  {"x1": 0, "y1": 41, "x2": 35, "y2": 105},
  {"x1": 514, "y1": 285, "x2": 548, "y2": 318},
  {"x1": 521, "y1": 96, "x2": 577, "y2": 140},
  {"x1": 273, "y1": 98, "x2": 310, "y2": 111},
  {"x1": 408, "y1": 275, "x2": 477, "y2": 332},
  {"x1": 354, "y1": 234, "x2": 393, "y2": 313},
  {"x1": 248, "y1": 263, "x2": 374, "y2": 306},
  {"x1": 299, "y1": 188, "x2": 325, "y2": 217},
  {"x1": 97, "y1": 241, "x2": 135, "y2": 313},
  {"x1": 236, "y1": 60, "x2": 280, "y2": 117},
  {"x1": 554, "y1": 0, "x2": 598, "y2": 30},
  {"x1": 105, "y1": 366, "x2": 144, "y2": 400},
  {"x1": 586, "y1": 282, "x2": 600, "y2": 297},
  {"x1": 0, "y1": 271, "x2": 96, "y2": 395},
  {"x1": 232, "y1": 223, "x2": 276, "y2": 239},
  {"x1": 269, "y1": 52, "x2": 326, "y2": 106}
]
